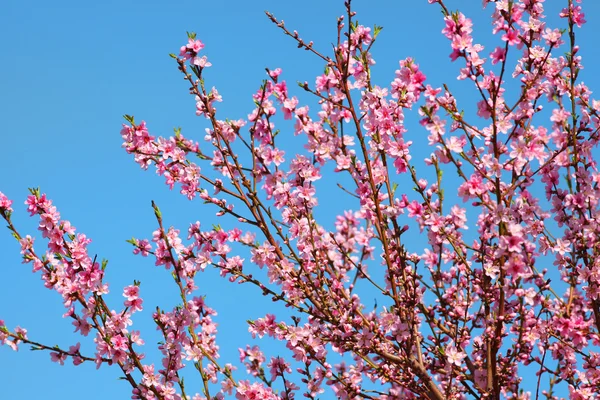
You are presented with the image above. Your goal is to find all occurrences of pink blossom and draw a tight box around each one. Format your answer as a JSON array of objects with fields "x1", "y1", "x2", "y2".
[
  {"x1": 553, "y1": 238, "x2": 571, "y2": 255},
  {"x1": 0, "y1": 192, "x2": 13, "y2": 211},
  {"x1": 4, "y1": 4, "x2": 600, "y2": 399},
  {"x1": 445, "y1": 344, "x2": 466, "y2": 366},
  {"x1": 490, "y1": 46, "x2": 506, "y2": 65},
  {"x1": 50, "y1": 351, "x2": 67, "y2": 365},
  {"x1": 192, "y1": 55, "x2": 212, "y2": 68}
]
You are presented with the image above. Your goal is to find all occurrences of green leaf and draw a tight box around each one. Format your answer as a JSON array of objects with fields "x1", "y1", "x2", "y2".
[
  {"x1": 373, "y1": 25, "x2": 383, "y2": 38},
  {"x1": 151, "y1": 200, "x2": 162, "y2": 220},
  {"x1": 28, "y1": 187, "x2": 41, "y2": 198}
]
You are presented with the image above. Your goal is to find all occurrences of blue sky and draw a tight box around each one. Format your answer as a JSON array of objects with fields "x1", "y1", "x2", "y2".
[{"x1": 2, "y1": 1, "x2": 600, "y2": 398}]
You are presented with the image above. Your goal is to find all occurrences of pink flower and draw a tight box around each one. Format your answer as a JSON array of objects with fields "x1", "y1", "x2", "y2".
[
  {"x1": 132, "y1": 239, "x2": 151, "y2": 256},
  {"x1": 111, "y1": 335, "x2": 128, "y2": 351},
  {"x1": 50, "y1": 351, "x2": 67, "y2": 365},
  {"x1": 180, "y1": 38, "x2": 204, "y2": 59},
  {"x1": 123, "y1": 285, "x2": 139, "y2": 301},
  {"x1": 267, "y1": 68, "x2": 282, "y2": 80},
  {"x1": 490, "y1": 46, "x2": 506, "y2": 65},
  {"x1": 553, "y1": 238, "x2": 571, "y2": 255},
  {"x1": 550, "y1": 108, "x2": 571, "y2": 124},
  {"x1": 476, "y1": 99, "x2": 492, "y2": 119},
  {"x1": 445, "y1": 344, "x2": 466, "y2": 366},
  {"x1": 123, "y1": 285, "x2": 143, "y2": 311},
  {"x1": 561, "y1": 5, "x2": 586, "y2": 28},
  {"x1": 0, "y1": 192, "x2": 13, "y2": 211},
  {"x1": 187, "y1": 39, "x2": 204, "y2": 53},
  {"x1": 501, "y1": 29, "x2": 520, "y2": 46},
  {"x1": 14, "y1": 326, "x2": 27, "y2": 340},
  {"x1": 18, "y1": 235, "x2": 34, "y2": 254},
  {"x1": 445, "y1": 135, "x2": 465, "y2": 153},
  {"x1": 192, "y1": 55, "x2": 212, "y2": 68},
  {"x1": 542, "y1": 28, "x2": 563, "y2": 45}
]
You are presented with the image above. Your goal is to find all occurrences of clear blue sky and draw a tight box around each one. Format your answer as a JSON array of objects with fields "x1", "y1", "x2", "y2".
[{"x1": 2, "y1": 1, "x2": 600, "y2": 398}]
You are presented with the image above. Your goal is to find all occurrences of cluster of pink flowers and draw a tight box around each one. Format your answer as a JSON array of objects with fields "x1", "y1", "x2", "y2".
[
  {"x1": 4, "y1": 0, "x2": 600, "y2": 399},
  {"x1": 179, "y1": 37, "x2": 211, "y2": 68}
]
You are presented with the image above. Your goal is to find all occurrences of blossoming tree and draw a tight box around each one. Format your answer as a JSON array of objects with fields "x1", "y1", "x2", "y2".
[{"x1": 1, "y1": 0, "x2": 599, "y2": 398}]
